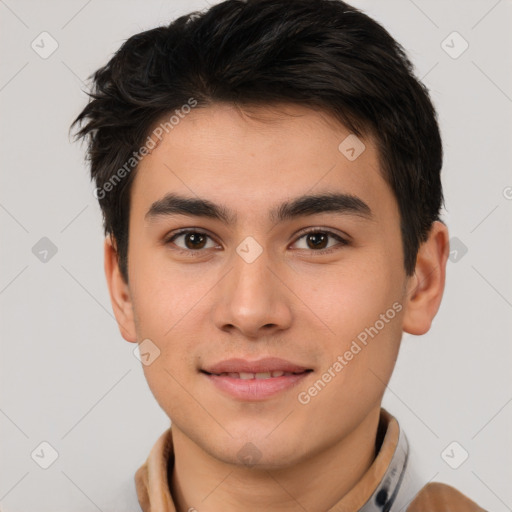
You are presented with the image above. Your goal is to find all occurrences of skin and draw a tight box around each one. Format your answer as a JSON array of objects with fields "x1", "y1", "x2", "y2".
[{"x1": 104, "y1": 103, "x2": 449, "y2": 512}]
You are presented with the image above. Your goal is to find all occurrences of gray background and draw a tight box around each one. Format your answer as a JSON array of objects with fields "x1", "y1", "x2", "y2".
[{"x1": 1, "y1": 0, "x2": 511, "y2": 510}]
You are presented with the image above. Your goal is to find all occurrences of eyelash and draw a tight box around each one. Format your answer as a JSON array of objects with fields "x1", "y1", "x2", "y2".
[{"x1": 164, "y1": 228, "x2": 348, "y2": 256}]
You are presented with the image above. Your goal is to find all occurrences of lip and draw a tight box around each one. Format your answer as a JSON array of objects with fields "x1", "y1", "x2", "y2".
[
  {"x1": 200, "y1": 357, "x2": 313, "y2": 401},
  {"x1": 202, "y1": 371, "x2": 312, "y2": 401}
]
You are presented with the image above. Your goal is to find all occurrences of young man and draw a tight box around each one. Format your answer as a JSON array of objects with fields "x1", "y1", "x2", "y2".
[{"x1": 72, "y1": 0, "x2": 486, "y2": 510}]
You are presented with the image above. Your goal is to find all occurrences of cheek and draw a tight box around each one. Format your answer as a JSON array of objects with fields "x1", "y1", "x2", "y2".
[
  {"x1": 292, "y1": 256, "x2": 401, "y2": 342},
  {"x1": 129, "y1": 261, "x2": 214, "y2": 375},
  {"x1": 129, "y1": 258, "x2": 210, "y2": 338},
  {"x1": 292, "y1": 252, "x2": 405, "y2": 403}
]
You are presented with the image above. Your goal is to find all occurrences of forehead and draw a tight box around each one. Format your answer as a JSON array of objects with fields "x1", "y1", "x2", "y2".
[{"x1": 130, "y1": 103, "x2": 396, "y2": 226}]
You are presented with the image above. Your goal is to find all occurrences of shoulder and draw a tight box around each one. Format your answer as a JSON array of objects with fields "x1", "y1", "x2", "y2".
[{"x1": 407, "y1": 482, "x2": 487, "y2": 512}]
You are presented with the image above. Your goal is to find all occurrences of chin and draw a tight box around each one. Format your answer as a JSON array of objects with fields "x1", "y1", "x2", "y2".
[
  {"x1": 208, "y1": 428, "x2": 304, "y2": 469},
  {"x1": 217, "y1": 445, "x2": 302, "y2": 471}
]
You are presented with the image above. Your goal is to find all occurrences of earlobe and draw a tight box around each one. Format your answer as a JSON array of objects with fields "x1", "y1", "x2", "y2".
[
  {"x1": 104, "y1": 236, "x2": 138, "y2": 343},
  {"x1": 402, "y1": 221, "x2": 450, "y2": 336}
]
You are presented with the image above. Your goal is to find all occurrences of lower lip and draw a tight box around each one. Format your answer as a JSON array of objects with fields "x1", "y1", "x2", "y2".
[{"x1": 202, "y1": 371, "x2": 311, "y2": 401}]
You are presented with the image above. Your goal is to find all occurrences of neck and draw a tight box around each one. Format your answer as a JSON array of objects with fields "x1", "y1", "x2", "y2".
[{"x1": 170, "y1": 407, "x2": 381, "y2": 512}]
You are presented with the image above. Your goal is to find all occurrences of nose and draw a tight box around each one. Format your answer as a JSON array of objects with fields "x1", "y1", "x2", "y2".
[{"x1": 211, "y1": 245, "x2": 293, "y2": 339}]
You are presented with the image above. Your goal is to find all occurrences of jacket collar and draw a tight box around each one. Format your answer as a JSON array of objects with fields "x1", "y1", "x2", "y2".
[{"x1": 135, "y1": 409, "x2": 420, "y2": 512}]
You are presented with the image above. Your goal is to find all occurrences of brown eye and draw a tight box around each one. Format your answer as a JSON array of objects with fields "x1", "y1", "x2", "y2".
[
  {"x1": 292, "y1": 230, "x2": 348, "y2": 253},
  {"x1": 166, "y1": 230, "x2": 217, "y2": 252},
  {"x1": 305, "y1": 232, "x2": 329, "y2": 250},
  {"x1": 182, "y1": 232, "x2": 207, "y2": 250}
]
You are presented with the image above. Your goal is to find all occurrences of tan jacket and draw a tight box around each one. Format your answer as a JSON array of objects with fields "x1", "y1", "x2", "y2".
[{"x1": 135, "y1": 409, "x2": 486, "y2": 511}]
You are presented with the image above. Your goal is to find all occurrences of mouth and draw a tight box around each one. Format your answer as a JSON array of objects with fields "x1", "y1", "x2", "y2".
[
  {"x1": 201, "y1": 370, "x2": 311, "y2": 379},
  {"x1": 200, "y1": 358, "x2": 313, "y2": 401},
  {"x1": 201, "y1": 356, "x2": 313, "y2": 375}
]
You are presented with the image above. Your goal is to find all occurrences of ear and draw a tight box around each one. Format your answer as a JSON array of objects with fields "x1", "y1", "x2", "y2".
[
  {"x1": 104, "y1": 236, "x2": 137, "y2": 343},
  {"x1": 402, "y1": 221, "x2": 450, "y2": 335}
]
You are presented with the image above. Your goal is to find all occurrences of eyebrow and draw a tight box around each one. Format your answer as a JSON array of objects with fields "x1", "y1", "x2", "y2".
[{"x1": 145, "y1": 192, "x2": 373, "y2": 225}]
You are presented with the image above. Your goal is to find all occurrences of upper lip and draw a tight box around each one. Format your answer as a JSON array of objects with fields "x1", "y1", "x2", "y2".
[{"x1": 201, "y1": 357, "x2": 312, "y2": 375}]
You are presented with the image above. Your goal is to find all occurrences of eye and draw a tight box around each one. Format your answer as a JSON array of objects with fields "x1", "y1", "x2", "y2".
[
  {"x1": 291, "y1": 229, "x2": 348, "y2": 254},
  {"x1": 165, "y1": 229, "x2": 219, "y2": 253}
]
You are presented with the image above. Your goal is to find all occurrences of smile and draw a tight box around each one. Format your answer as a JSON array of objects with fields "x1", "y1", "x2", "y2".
[
  {"x1": 204, "y1": 370, "x2": 307, "y2": 379},
  {"x1": 201, "y1": 369, "x2": 312, "y2": 400}
]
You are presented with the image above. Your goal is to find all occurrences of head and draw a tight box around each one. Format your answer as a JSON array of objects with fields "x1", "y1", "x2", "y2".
[{"x1": 72, "y1": 0, "x2": 449, "y2": 469}]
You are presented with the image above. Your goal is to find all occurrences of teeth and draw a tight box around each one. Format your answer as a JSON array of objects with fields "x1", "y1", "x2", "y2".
[
  {"x1": 255, "y1": 372, "x2": 271, "y2": 379},
  {"x1": 215, "y1": 370, "x2": 293, "y2": 379}
]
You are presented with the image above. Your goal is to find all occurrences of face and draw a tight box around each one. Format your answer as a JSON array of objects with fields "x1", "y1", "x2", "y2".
[{"x1": 111, "y1": 103, "x2": 417, "y2": 468}]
